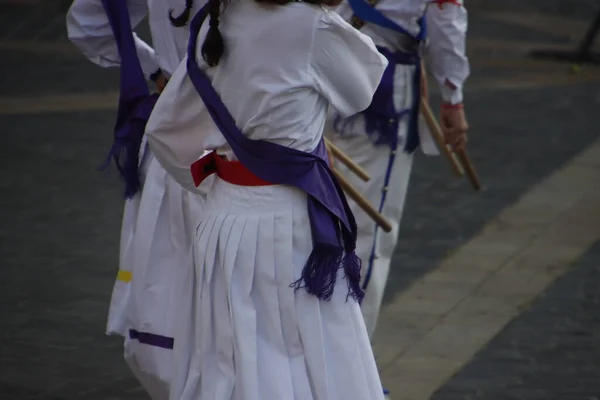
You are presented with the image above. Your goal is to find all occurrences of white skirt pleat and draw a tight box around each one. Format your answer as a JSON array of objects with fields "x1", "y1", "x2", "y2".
[{"x1": 171, "y1": 177, "x2": 383, "y2": 400}]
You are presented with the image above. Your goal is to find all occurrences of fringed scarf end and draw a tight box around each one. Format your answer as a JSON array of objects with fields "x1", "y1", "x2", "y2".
[
  {"x1": 363, "y1": 113, "x2": 398, "y2": 147},
  {"x1": 290, "y1": 243, "x2": 344, "y2": 301},
  {"x1": 98, "y1": 94, "x2": 158, "y2": 199},
  {"x1": 342, "y1": 251, "x2": 364, "y2": 303},
  {"x1": 333, "y1": 112, "x2": 397, "y2": 148},
  {"x1": 97, "y1": 135, "x2": 143, "y2": 200},
  {"x1": 98, "y1": 142, "x2": 117, "y2": 173},
  {"x1": 290, "y1": 244, "x2": 364, "y2": 303},
  {"x1": 332, "y1": 114, "x2": 353, "y2": 137}
]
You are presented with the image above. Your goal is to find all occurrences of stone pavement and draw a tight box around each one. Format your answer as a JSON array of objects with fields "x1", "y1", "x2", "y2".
[
  {"x1": 432, "y1": 240, "x2": 600, "y2": 400},
  {"x1": 1, "y1": 0, "x2": 600, "y2": 399},
  {"x1": 373, "y1": 140, "x2": 600, "y2": 398}
]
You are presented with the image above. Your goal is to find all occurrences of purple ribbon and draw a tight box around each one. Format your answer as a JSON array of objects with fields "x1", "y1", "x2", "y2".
[
  {"x1": 129, "y1": 329, "x2": 174, "y2": 349},
  {"x1": 100, "y1": 0, "x2": 159, "y2": 199},
  {"x1": 186, "y1": 7, "x2": 363, "y2": 302}
]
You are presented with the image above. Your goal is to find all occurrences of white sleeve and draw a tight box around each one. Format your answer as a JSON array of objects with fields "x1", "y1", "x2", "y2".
[
  {"x1": 66, "y1": 0, "x2": 159, "y2": 79},
  {"x1": 309, "y1": 9, "x2": 388, "y2": 117},
  {"x1": 145, "y1": 57, "x2": 213, "y2": 194},
  {"x1": 424, "y1": 0, "x2": 470, "y2": 104}
]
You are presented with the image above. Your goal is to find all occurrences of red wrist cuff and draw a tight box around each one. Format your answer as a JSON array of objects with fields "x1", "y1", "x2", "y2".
[
  {"x1": 441, "y1": 102, "x2": 464, "y2": 109},
  {"x1": 429, "y1": 0, "x2": 461, "y2": 9}
]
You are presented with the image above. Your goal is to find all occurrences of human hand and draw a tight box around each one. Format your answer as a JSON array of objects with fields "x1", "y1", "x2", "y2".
[
  {"x1": 440, "y1": 104, "x2": 468, "y2": 151},
  {"x1": 154, "y1": 72, "x2": 168, "y2": 93}
]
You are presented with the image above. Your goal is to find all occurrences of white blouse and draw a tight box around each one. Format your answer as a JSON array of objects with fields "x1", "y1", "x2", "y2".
[
  {"x1": 66, "y1": 0, "x2": 206, "y2": 78},
  {"x1": 145, "y1": 0, "x2": 388, "y2": 192},
  {"x1": 335, "y1": 0, "x2": 470, "y2": 104}
]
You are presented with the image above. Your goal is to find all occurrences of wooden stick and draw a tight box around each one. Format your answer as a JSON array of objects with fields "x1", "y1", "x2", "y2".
[
  {"x1": 421, "y1": 100, "x2": 482, "y2": 191},
  {"x1": 325, "y1": 138, "x2": 370, "y2": 182},
  {"x1": 332, "y1": 168, "x2": 393, "y2": 233},
  {"x1": 455, "y1": 149, "x2": 482, "y2": 191},
  {"x1": 420, "y1": 99, "x2": 464, "y2": 177},
  {"x1": 324, "y1": 141, "x2": 390, "y2": 231}
]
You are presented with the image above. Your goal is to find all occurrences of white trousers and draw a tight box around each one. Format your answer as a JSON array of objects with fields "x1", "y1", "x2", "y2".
[
  {"x1": 330, "y1": 134, "x2": 413, "y2": 338},
  {"x1": 327, "y1": 63, "x2": 423, "y2": 338}
]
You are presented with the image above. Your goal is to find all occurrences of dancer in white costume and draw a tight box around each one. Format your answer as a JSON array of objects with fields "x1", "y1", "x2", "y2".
[
  {"x1": 67, "y1": 1, "x2": 207, "y2": 398},
  {"x1": 329, "y1": 0, "x2": 470, "y2": 339},
  {"x1": 145, "y1": 1, "x2": 389, "y2": 399}
]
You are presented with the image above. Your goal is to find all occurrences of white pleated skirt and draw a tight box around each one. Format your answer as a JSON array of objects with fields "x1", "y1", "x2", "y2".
[{"x1": 170, "y1": 177, "x2": 384, "y2": 400}]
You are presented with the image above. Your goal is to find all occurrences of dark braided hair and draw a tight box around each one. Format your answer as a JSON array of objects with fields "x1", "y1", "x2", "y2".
[
  {"x1": 200, "y1": 0, "x2": 343, "y2": 67},
  {"x1": 169, "y1": 0, "x2": 194, "y2": 27},
  {"x1": 201, "y1": 0, "x2": 225, "y2": 67}
]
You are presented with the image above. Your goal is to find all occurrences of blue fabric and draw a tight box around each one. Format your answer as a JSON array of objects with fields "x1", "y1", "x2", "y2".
[
  {"x1": 342, "y1": 0, "x2": 427, "y2": 153},
  {"x1": 347, "y1": 0, "x2": 426, "y2": 41},
  {"x1": 100, "y1": 0, "x2": 159, "y2": 198}
]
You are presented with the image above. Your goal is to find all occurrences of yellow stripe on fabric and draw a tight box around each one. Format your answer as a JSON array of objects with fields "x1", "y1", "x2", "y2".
[{"x1": 117, "y1": 270, "x2": 132, "y2": 283}]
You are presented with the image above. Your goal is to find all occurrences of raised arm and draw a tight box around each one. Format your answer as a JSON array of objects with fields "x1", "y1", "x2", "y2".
[{"x1": 66, "y1": 0, "x2": 160, "y2": 79}]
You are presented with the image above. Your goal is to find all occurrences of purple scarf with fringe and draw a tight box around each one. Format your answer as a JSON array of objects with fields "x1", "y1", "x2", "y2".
[
  {"x1": 100, "y1": 0, "x2": 159, "y2": 199},
  {"x1": 186, "y1": 6, "x2": 363, "y2": 302}
]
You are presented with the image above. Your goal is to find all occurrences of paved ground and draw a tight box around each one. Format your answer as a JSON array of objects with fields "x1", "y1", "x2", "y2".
[
  {"x1": 432, "y1": 241, "x2": 600, "y2": 400},
  {"x1": 1, "y1": 0, "x2": 600, "y2": 399},
  {"x1": 373, "y1": 140, "x2": 600, "y2": 398}
]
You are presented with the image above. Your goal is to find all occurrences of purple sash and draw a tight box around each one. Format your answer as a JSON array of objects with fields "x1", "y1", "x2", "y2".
[
  {"x1": 186, "y1": 7, "x2": 363, "y2": 302},
  {"x1": 335, "y1": 3, "x2": 427, "y2": 152},
  {"x1": 100, "y1": 0, "x2": 159, "y2": 199},
  {"x1": 360, "y1": 46, "x2": 421, "y2": 151}
]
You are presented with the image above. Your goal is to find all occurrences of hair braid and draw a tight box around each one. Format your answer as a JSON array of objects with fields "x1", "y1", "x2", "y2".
[
  {"x1": 169, "y1": 0, "x2": 194, "y2": 27},
  {"x1": 201, "y1": 0, "x2": 225, "y2": 66},
  {"x1": 195, "y1": 0, "x2": 342, "y2": 67}
]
